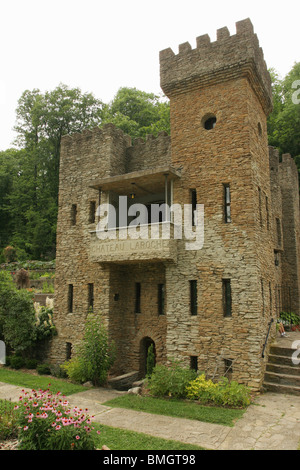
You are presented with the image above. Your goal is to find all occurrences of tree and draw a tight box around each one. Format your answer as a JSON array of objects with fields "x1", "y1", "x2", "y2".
[
  {"x1": 267, "y1": 63, "x2": 300, "y2": 166},
  {"x1": 1, "y1": 84, "x2": 105, "y2": 259},
  {"x1": 103, "y1": 87, "x2": 170, "y2": 140}
]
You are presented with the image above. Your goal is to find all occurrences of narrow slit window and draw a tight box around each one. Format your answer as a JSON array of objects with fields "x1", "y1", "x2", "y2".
[
  {"x1": 89, "y1": 201, "x2": 96, "y2": 224},
  {"x1": 88, "y1": 283, "x2": 94, "y2": 311},
  {"x1": 265, "y1": 196, "x2": 270, "y2": 230},
  {"x1": 223, "y1": 279, "x2": 232, "y2": 317},
  {"x1": 190, "y1": 280, "x2": 198, "y2": 316},
  {"x1": 68, "y1": 284, "x2": 73, "y2": 313},
  {"x1": 191, "y1": 189, "x2": 197, "y2": 226},
  {"x1": 66, "y1": 342, "x2": 72, "y2": 361},
  {"x1": 258, "y1": 187, "x2": 262, "y2": 227},
  {"x1": 71, "y1": 204, "x2": 77, "y2": 226},
  {"x1": 224, "y1": 184, "x2": 231, "y2": 223},
  {"x1": 190, "y1": 356, "x2": 198, "y2": 372},
  {"x1": 135, "y1": 282, "x2": 141, "y2": 313},
  {"x1": 276, "y1": 218, "x2": 282, "y2": 246},
  {"x1": 224, "y1": 359, "x2": 233, "y2": 379},
  {"x1": 261, "y1": 279, "x2": 265, "y2": 316},
  {"x1": 158, "y1": 284, "x2": 165, "y2": 315}
]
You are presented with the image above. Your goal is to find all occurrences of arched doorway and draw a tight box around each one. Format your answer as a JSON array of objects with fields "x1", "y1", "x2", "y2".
[{"x1": 139, "y1": 337, "x2": 156, "y2": 378}]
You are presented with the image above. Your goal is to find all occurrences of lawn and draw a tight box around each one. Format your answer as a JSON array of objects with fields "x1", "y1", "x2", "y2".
[
  {"x1": 103, "y1": 394, "x2": 246, "y2": 427},
  {"x1": 94, "y1": 423, "x2": 205, "y2": 450},
  {"x1": 0, "y1": 398, "x2": 204, "y2": 451},
  {"x1": 0, "y1": 367, "x2": 86, "y2": 395}
]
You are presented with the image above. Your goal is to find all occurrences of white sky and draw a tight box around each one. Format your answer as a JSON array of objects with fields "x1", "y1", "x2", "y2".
[{"x1": 0, "y1": 0, "x2": 299, "y2": 151}]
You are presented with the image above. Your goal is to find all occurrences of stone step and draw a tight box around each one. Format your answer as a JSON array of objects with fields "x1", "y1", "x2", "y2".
[
  {"x1": 267, "y1": 353, "x2": 298, "y2": 367},
  {"x1": 263, "y1": 381, "x2": 300, "y2": 396},
  {"x1": 108, "y1": 371, "x2": 140, "y2": 391},
  {"x1": 269, "y1": 346, "x2": 296, "y2": 358},
  {"x1": 264, "y1": 371, "x2": 300, "y2": 387},
  {"x1": 266, "y1": 362, "x2": 300, "y2": 376}
]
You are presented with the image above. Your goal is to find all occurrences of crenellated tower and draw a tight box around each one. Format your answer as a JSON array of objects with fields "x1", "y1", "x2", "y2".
[{"x1": 160, "y1": 18, "x2": 277, "y2": 390}]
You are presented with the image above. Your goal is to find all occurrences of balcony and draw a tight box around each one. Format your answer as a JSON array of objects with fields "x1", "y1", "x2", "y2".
[
  {"x1": 88, "y1": 166, "x2": 181, "y2": 264},
  {"x1": 89, "y1": 222, "x2": 178, "y2": 264}
]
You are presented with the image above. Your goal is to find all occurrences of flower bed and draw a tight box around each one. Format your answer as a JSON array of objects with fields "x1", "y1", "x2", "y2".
[{"x1": 16, "y1": 388, "x2": 99, "y2": 450}]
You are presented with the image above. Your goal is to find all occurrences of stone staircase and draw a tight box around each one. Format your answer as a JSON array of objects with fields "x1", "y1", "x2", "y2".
[{"x1": 263, "y1": 345, "x2": 300, "y2": 396}]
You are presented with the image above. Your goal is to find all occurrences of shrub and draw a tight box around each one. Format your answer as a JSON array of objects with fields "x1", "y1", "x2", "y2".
[
  {"x1": 186, "y1": 374, "x2": 251, "y2": 408},
  {"x1": 146, "y1": 344, "x2": 155, "y2": 377},
  {"x1": 62, "y1": 312, "x2": 115, "y2": 386},
  {"x1": 61, "y1": 357, "x2": 89, "y2": 384},
  {"x1": 36, "y1": 363, "x2": 51, "y2": 375},
  {"x1": 3, "y1": 246, "x2": 17, "y2": 263},
  {"x1": 280, "y1": 312, "x2": 300, "y2": 326},
  {"x1": 16, "y1": 389, "x2": 98, "y2": 450},
  {"x1": 25, "y1": 358, "x2": 38, "y2": 369},
  {"x1": 15, "y1": 268, "x2": 30, "y2": 289},
  {"x1": 10, "y1": 355, "x2": 25, "y2": 370},
  {"x1": 148, "y1": 361, "x2": 197, "y2": 398}
]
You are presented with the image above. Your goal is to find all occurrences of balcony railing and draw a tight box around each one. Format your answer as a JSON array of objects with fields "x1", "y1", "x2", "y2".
[{"x1": 89, "y1": 222, "x2": 178, "y2": 263}]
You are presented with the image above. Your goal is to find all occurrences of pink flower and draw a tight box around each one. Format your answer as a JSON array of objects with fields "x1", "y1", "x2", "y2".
[
  {"x1": 75, "y1": 435, "x2": 80, "y2": 440},
  {"x1": 55, "y1": 425, "x2": 61, "y2": 430},
  {"x1": 23, "y1": 426, "x2": 28, "y2": 431}
]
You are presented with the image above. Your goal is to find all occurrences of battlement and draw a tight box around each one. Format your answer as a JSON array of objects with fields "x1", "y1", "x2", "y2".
[
  {"x1": 60, "y1": 123, "x2": 132, "y2": 153},
  {"x1": 160, "y1": 18, "x2": 273, "y2": 115}
]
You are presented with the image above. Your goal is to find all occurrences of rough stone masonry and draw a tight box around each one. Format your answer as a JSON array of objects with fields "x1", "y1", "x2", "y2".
[{"x1": 48, "y1": 18, "x2": 300, "y2": 392}]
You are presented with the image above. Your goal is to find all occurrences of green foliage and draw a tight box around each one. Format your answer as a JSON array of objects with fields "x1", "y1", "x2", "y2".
[
  {"x1": 17, "y1": 389, "x2": 98, "y2": 450},
  {"x1": 267, "y1": 62, "x2": 300, "y2": 174},
  {"x1": 9, "y1": 355, "x2": 25, "y2": 370},
  {"x1": 0, "y1": 271, "x2": 36, "y2": 355},
  {"x1": 62, "y1": 312, "x2": 116, "y2": 386},
  {"x1": 36, "y1": 363, "x2": 51, "y2": 375},
  {"x1": 34, "y1": 305, "x2": 57, "y2": 342},
  {"x1": 186, "y1": 374, "x2": 251, "y2": 408},
  {"x1": 102, "y1": 87, "x2": 170, "y2": 140},
  {"x1": 0, "y1": 400, "x2": 19, "y2": 441},
  {"x1": 148, "y1": 361, "x2": 197, "y2": 398},
  {"x1": 146, "y1": 344, "x2": 155, "y2": 377},
  {"x1": 279, "y1": 311, "x2": 300, "y2": 325}
]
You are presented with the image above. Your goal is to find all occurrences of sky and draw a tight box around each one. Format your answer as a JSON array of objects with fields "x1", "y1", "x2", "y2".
[{"x1": 0, "y1": 0, "x2": 299, "y2": 151}]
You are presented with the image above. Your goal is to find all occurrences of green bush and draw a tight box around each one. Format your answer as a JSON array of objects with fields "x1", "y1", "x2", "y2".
[
  {"x1": 17, "y1": 389, "x2": 97, "y2": 450},
  {"x1": 25, "y1": 358, "x2": 38, "y2": 369},
  {"x1": 280, "y1": 312, "x2": 300, "y2": 326},
  {"x1": 10, "y1": 355, "x2": 25, "y2": 370},
  {"x1": 148, "y1": 361, "x2": 197, "y2": 398},
  {"x1": 36, "y1": 363, "x2": 51, "y2": 375},
  {"x1": 61, "y1": 312, "x2": 115, "y2": 386},
  {"x1": 186, "y1": 374, "x2": 251, "y2": 408},
  {"x1": 61, "y1": 357, "x2": 89, "y2": 384}
]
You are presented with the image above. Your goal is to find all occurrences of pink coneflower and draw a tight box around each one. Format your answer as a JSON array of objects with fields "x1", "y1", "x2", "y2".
[
  {"x1": 75, "y1": 435, "x2": 80, "y2": 440},
  {"x1": 55, "y1": 425, "x2": 61, "y2": 430},
  {"x1": 23, "y1": 426, "x2": 28, "y2": 431}
]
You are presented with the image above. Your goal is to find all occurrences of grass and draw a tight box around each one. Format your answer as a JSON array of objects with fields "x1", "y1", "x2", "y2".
[
  {"x1": 0, "y1": 367, "x2": 86, "y2": 395},
  {"x1": 93, "y1": 423, "x2": 205, "y2": 450},
  {"x1": 103, "y1": 394, "x2": 246, "y2": 427},
  {"x1": 0, "y1": 398, "x2": 205, "y2": 451}
]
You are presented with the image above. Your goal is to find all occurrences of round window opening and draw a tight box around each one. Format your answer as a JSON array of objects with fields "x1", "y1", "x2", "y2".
[{"x1": 204, "y1": 116, "x2": 217, "y2": 130}]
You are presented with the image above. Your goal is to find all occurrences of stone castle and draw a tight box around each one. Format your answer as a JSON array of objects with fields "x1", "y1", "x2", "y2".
[{"x1": 49, "y1": 18, "x2": 300, "y2": 392}]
